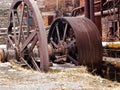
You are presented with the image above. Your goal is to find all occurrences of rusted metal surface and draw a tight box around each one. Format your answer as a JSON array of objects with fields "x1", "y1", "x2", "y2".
[
  {"x1": 101, "y1": 0, "x2": 120, "y2": 42},
  {"x1": 90, "y1": 0, "x2": 95, "y2": 22},
  {"x1": 85, "y1": 0, "x2": 95, "y2": 22},
  {"x1": 95, "y1": 8, "x2": 118, "y2": 16},
  {"x1": 0, "y1": 49, "x2": 5, "y2": 62},
  {"x1": 85, "y1": 0, "x2": 90, "y2": 19},
  {"x1": 71, "y1": 6, "x2": 84, "y2": 17},
  {"x1": 71, "y1": 1, "x2": 101, "y2": 36},
  {"x1": 71, "y1": 1, "x2": 101, "y2": 17},
  {"x1": 7, "y1": 0, "x2": 49, "y2": 72},
  {"x1": 48, "y1": 17, "x2": 102, "y2": 68}
]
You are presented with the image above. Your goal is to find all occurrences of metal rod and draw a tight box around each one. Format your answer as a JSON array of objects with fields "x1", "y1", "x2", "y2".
[
  {"x1": 85, "y1": 0, "x2": 90, "y2": 18},
  {"x1": 18, "y1": 2, "x2": 24, "y2": 45},
  {"x1": 56, "y1": 25, "x2": 60, "y2": 42},
  {"x1": 8, "y1": 35, "x2": 16, "y2": 49},
  {"x1": 95, "y1": 8, "x2": 118, "y2": 16},
  {"x1": 31, "y1": 56, "x2": 40, "y2": 71},
  {"x1": 29, "y1": 35, "x2": 38, "y2": 50},
  {"x1": 20, "y1": 57, "x2": 34, "y2": 71},
  {"x1": 67, "y1": 55, "x2": 79, "y2": 65},
  {"x1": 63, "y1": 23, "x2": 68, "y2": 41},
  {"x1": 51, "y1": 40, "x2": 58, "y2": 48},
  {"x1": 21, "y1": 31, "x2": 36, "y2": 52},
  {"x1": 12, "y1": 10, "x2": 17, "y2": 45},
  {"x1": 26, "y1": 5, "x2": 30, "y2": 37},
  {"x1": 90, "y1": 0, "x2": 95, "y2": 22},
  {"x1": 67, "y1": 39, "x2": 76, "y2": 48}
]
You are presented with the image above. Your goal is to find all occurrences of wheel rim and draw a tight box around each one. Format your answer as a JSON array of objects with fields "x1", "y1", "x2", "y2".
[{"x1": 7, "y1": 0, "x2": 49, "y2": 72}]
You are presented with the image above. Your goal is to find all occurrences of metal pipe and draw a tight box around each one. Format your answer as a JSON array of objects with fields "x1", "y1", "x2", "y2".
[
  {"x1": 72, "y1": 7, "x2": 118, "y2": 17},
  {"x1": 85, "y1": 0, "x2": 90, "y2": 18},
  {"x1": 90, "y1": 0, "x2": 94, "y2": 22},
  {"x1": 95, "y1": 8, "x2": 118, "y2": 16},
  {"x1": 102, "y1": 42, "x2": 120, "y2": 49},
  {"x1": 103, "y1": 57, "x2": 120, "y2": 68},
  {"x1": 101, "y1": 0, "x2": 104, "y2": 16}
]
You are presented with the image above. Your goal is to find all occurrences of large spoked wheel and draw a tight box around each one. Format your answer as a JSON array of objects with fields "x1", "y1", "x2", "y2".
[
  {"x1": 48, "y1": 17, "x2": 102, "y2": 69},
  {"x1": 7, "y1": 0, "x2": 49, "y2": 72}
]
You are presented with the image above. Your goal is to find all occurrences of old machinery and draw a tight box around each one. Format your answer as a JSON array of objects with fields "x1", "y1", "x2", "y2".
[
  {"x1": 48, "y1": 17, "x2": 102, "y2": 69},
  {"x1": 0, "y1": 0, "x2": 103, "y2": 72}
]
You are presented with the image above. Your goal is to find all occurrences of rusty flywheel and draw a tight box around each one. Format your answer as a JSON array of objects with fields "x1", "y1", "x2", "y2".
[
  {"x1": 48, "y1": 17, "x2": 102, "y2": 69},
  {"x1": 7, "y1": 0, "x2": 49, "y2": 71}
]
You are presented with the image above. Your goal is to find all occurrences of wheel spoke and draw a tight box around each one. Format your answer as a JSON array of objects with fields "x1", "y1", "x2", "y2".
[
  {"x1": 21, "y1": 31, "x2": 36, "y2": 52},
  {"x1": 63, "y1": 23, "x2": 68, "y2": 41},
  {"x1": 18, "y1": 2, "x2": 25, "y2": 45},
  {"x1": 16, "y1": 11, "x2": 20, "y2": 24},
  {"x1": 67, "y1": 55, "x2": 79, "y2": 65},
  {"x1": 8, "y1": 35, "x2": 16, "y2": 49},
  {"x1": 12, "y1": 10, "x2": 17, "y2": 45},
  {"x1": 67, "y1": 39, "x2": 76, "y2": 48},
  {"x1": 30, "y1": 55, "x2": 40, "y2": 71},
  {"x1": 25, "y1": 5, "x2": 30, "y2": 37},
  {"x1": 50, "y1": 40, "x2": 58, "y2": 48},
  {"x1": 20, "y1": 57, "x2": 34, "y2": 71},
  {"x1": 56, "y1": 25, "x2": 60, "y2": 42},
  {"x1": 29, "y1": 35, "x2": 38, "y2": 50}
]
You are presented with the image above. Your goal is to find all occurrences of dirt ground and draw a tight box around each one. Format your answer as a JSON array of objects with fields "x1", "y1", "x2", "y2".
[{"x1": 0, "y1": 62, "x2": 120, "y2": 90}]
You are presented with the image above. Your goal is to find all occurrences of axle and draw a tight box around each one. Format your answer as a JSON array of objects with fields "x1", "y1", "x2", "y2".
[{"x1": 0, "y1": 43, "x2": 67, "y2": 63}]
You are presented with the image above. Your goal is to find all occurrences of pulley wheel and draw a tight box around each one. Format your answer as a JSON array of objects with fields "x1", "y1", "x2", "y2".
[
  {"x1": 48, "y1": 17, "x2": 102, "y2": 69},
  {"x1": 7, "y1": 0, "x2": 49, "y2": 72}
]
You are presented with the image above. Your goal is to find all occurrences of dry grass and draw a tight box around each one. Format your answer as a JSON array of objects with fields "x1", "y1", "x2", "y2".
[{"x1": 0, "y1": 63, "x2": 120, "y2": 90}]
